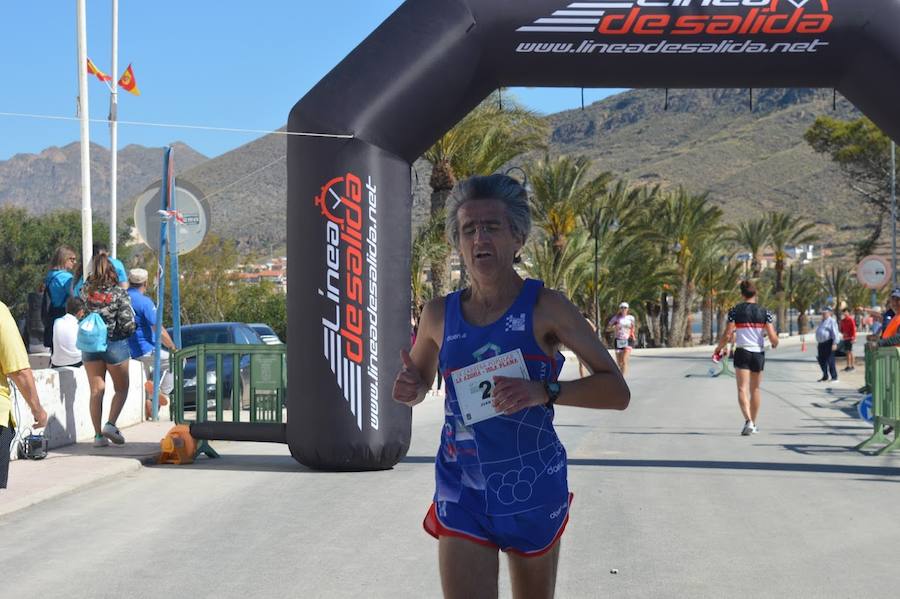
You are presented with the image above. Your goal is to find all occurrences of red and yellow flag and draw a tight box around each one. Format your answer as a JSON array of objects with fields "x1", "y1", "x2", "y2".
[
  {"x1": 117, "y1": 64, "x2": 140, "y2": 96},
  {"x1": 86, "y1": 58, "x2": 112, "y2": 83}
]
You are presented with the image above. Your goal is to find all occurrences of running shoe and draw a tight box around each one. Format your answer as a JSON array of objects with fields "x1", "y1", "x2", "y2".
[
  {"x1": 831, "y1": 378, "x2": 840, "y2": 383},
  {"x1": 817, "y1": 376, "x2": 828, "y2": 382},
  {"x1": 101, "y1": 422, "x2": 125, "y2": 445},
  {"x1": 741, "y1": 421, "x2": 755, "y2": 436},
  {"x1": 93, "y1": 435, "x2": 109, "y2": 448}
]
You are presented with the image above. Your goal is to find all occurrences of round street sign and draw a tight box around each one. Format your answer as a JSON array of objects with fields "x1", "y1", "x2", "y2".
[
  {"x1": 856, "y1": 255, "x2": 892, "y2": 290},
  {"x1": 134, "y1": 180, "x2": 210, "y2": 255}
]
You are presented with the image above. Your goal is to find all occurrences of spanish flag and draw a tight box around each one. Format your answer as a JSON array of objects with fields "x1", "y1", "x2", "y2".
[
  {"x1": 86, "y1": 58, "x2": 112, "y2": 83},
  {"x1": 117, "y1": 64, "x2": 141, "y2": 96}
]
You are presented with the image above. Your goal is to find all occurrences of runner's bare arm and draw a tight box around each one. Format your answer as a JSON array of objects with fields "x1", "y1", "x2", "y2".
[
  {"x1": 536, "y1": 289, "x2": 629, "y2": 411},
  {"x1": 765, "y1": 323, "x2": 779, "y2": 348},
  {"x1": 392, "y1": 298, "x2": 443, "y2": 406},
  {"x1": 715, "y1": 323, "x2": 736, "y2": 354}
]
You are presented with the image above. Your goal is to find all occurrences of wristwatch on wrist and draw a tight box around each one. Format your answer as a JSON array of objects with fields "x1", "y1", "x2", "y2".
[{"x1": 543, "y1": 380, "x2": 561, "y2": 406}]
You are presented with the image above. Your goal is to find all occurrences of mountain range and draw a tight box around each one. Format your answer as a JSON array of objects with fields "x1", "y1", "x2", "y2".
[{"x1": 0, "y1": 87, "x2": 874, "y2": 256}]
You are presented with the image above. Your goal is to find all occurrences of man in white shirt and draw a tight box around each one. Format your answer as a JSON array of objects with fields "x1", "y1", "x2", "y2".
[
  {"x1": 51, "y1": 297, "x2": 85, "y2": 368},
  {"x1": 814, "y1": 306, "x2": 841, "y2": 382}
]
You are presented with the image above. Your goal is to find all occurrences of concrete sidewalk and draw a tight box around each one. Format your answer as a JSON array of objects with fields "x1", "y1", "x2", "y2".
[{"x1": 1, "y1": 420, "x2": 171, "y2": 517}]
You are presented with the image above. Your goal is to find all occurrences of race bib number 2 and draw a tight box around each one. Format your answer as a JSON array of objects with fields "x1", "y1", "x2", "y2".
[{"x1": 452, "y1": 349, "x2": 530, "y2": 425}]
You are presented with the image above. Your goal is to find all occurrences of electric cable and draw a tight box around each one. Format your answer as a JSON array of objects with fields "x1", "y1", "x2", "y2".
[{"x1": 0, "y1": 111, "x2": 354, "y2": 139}]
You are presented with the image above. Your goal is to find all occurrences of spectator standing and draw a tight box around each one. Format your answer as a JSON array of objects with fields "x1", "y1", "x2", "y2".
[
  {"x1": 815, "y1": 307, "x2": 842, "y2": 382},
  {"x1": 126, "y1": 269, "x2": 177, "y2": 419},
  {"x1": 74, "y1": 243, "x2": 128, "y2": 296},
  {"x1": 1, "y1": 301, "x2": 48, "y2": 490},
  {"x1": 882, "y1": 288, "x2": 900, "y2": 332},
  {"x1": 51, "y1": 297, "x2": 86, "y2": 368},
  {"x1": 42, "y1": 246, "x2": 78, "y2": 349},
  {"x1": 839, "y1": 307, "x2": 857, "y2": 372},
  {"x1": 80, "y1": 255, "x2": 136, "y2": 447}
]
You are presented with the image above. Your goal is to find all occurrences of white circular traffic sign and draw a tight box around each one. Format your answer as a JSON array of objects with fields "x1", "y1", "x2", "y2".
[
  {"x1": 856, "y1": 255, "x2": 892, "y2": 290},
  {"x1": 134, "y1": 181, "x2": 210, "y2": 255}
]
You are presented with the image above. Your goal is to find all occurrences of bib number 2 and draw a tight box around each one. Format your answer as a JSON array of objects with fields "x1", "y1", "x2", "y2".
[{"x1": 479, "y1": 380, "x2": 492, "y2": 400}]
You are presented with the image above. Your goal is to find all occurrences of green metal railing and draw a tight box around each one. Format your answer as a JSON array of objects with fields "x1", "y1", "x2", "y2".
[
  {"x1": 172, "y1": 343, "x2": 287, "y2": 427},
  {"x1": 856, "y1": 346, "x2": 900, "y2": 455},
  {"x1": 864, "y1": 344, "x2": 876, "y2": 392}
]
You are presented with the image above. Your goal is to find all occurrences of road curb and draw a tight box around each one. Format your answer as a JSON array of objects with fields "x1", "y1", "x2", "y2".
[{"x1": 0, "y1": 456, "x2": 148, "y2": 518}]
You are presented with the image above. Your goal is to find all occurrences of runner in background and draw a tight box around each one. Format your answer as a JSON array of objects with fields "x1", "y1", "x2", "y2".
[
  {"x1": 713, "y1": 280, "x2": 779, "y2": 436},
  {"x1": 606, "y1": 302, "x2": 637, "y2": 376}
]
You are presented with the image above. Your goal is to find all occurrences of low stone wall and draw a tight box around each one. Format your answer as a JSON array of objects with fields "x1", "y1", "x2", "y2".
[{"x1": 8, "y1": 360, "x2": 153, "y2": 460}]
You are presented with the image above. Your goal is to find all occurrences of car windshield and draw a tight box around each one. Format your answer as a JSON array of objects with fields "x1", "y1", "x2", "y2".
[
  {"x1": 180, "y1": 328, "x2": 233, "y2": 347},
  {"x1": 250, "y1": 324, "x2": 275, "y2": 337}
]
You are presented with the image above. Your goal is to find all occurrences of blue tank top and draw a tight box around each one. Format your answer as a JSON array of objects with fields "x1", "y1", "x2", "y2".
[{"x1": 436, "y1": 278, "x2": 568, "y2": 516}]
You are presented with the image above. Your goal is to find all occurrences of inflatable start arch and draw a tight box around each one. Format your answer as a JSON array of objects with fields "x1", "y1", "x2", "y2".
[{"x1": 287, "y1": 0, "x2": 900, "y2": 470}]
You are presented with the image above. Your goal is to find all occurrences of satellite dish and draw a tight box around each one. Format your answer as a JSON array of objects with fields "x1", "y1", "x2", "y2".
[{"x1": 134, "y1": 180, "x2": 210, "y2": 255}]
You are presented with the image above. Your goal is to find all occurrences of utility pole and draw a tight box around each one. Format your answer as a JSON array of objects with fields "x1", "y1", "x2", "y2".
[
  {"x1": 76, "y1": 0, "x2": 93, "y2": 267},
  {"x1": 788, "y1": 264, "x2": 794, "y2": 336},
  {"x1": 893, "y1": 141, "x2": 897, "y2": 286},
  {"x1": 593, "y1": 219, "x2": 599, "y2": 330},
  {"x1": 110, "y1": 0, "x2": 119, "y2": 257}
]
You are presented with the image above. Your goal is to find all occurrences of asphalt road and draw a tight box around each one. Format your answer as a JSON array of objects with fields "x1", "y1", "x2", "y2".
[{"x1": 2, "y1": 344, "x2": 898, "y2": 598}]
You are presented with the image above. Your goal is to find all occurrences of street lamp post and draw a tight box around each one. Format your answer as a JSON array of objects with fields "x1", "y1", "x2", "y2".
[
  {"x1": 892, "y1": 141, "x2": 897, "y2": 286},
  {"x1": 592, "y1": 213, "x2": 618, "y2": 334},
  {"x1": 788, "y1": 263, "x2": 794, "y2": 337}
]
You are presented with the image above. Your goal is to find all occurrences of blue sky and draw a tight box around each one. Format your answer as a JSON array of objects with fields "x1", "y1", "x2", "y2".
[{"x1": 0, "y1": 1, "x2": 624, "y2": 161}]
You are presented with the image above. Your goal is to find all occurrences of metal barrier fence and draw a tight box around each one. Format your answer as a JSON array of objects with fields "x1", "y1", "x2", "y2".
[
  {"x1": 856, "y1": 346, "x2": 900, "y2": 455},
  {"x1": 864, "y1": 344, "x2": 876, "y2": 392},
  {"x1": 172, "y1": 343, "x2": 287, "y2": 456}
]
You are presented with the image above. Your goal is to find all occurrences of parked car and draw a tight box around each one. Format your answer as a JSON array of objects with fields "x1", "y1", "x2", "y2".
[
  {"x1": 248, "y1": 323, "x2": 283, "y2": 345},
  {"x1": 168, "y1": 322, "x2": 264, "y2": 411}
]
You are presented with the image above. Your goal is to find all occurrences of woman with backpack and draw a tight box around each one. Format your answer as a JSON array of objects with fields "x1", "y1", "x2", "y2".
[
  {"x1": 42, "y1": 246, "x2": 78, "y2": 350},
  {"x1": 79, "y1": 255, "x2": 136, "y2": 447}
]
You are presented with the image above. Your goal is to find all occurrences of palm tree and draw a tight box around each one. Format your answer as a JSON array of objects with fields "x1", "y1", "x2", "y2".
[
  {"x1": 646, "y1": 187, "x2": 726, "y2": 346},
  {"x1": 730, "y1": 217, "x2": 771, "y2": 278},
  {"x1": 423, "y1": 93, "x2": 548, "y2": 295},
  {"x1": 410, "y1": 211, "x2": 448, "y2": 320},
  {"x1": 523, "y1": 229, "x2": 594, "y2": 296},
  {"x1": 695, "y1": 248, "x2": 742, "y2": 345},
  {"x1": 577, "y1": 179, "x2": 654, "y2": 327},
  {"x1": 526, "y1": 154, "x2": 613, "y2": 255},
  {"x1": 825, "y1": 265, "x2": 852, "y2": 310},
  {"x1": 768, "y1": 212, "x2": 818, "y2": 332},
  {"x1": 790, "y1": 267, "x2": 824, "y2": 333}
]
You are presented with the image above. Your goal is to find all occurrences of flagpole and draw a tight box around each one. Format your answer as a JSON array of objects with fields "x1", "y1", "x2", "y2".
[
  {"x1": 109, "y1": 0, "x2": 119, "y2": 258},
  {"x1": 76, "y1": 0, "x2": 93, "y2": 269}
]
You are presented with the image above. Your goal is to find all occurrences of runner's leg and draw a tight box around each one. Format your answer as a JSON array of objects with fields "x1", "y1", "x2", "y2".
[
  {"x1": 106, "y1": 360, "x2": 130, "y2": 425},
  {"x1": 735, "y1": 368, "x2": 752, "y2": 422},
  {"x1": 508, "y1": 541, "x2": 561, "y2": 599},
  {"x1": 816, "y1": 342, "x2": 828, "y2": 378},
  {"x1": 749, "y1": 371, "x2": 763, "y2": 424},
  {"x1": 439, "y1": 536, "x2": 500, "y2": 599},
  {"x1": 84, "y1": 360, "x2": 107, "y2": 436}
]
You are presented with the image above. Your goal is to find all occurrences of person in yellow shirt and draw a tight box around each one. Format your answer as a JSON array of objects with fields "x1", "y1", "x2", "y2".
[{"x1": 1, "y1": 300, "x2": 48, "y2": 489}]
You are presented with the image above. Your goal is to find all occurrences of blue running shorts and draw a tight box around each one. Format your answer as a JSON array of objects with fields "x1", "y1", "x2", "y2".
[{"x1": 423, "y1": 493, "x2": 573, "y2": 557}]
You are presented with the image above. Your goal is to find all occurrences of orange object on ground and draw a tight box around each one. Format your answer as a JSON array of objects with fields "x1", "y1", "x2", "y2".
[{"x1": 158, "y1": 425, "x2": 197, "y2": 465}]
